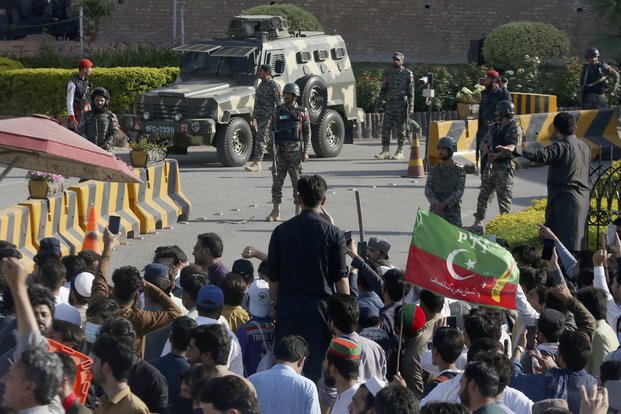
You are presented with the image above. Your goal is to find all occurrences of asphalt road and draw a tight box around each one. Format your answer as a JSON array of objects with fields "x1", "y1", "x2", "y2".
[{"x1": 0, "y1": 141, "x2": 549, "y2": 271}]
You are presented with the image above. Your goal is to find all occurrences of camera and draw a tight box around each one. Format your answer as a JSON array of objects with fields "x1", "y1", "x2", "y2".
[{"x1": 418, "y1": 76, "x2": 429, "y2": 85}]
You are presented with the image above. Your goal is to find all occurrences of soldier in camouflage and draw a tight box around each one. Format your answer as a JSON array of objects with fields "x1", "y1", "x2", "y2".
[
  {"x1": 472, "y1": 100, "x2": 523, "y2": 228},
  {"x1": 246, "y1": 64, "x2": 283, "y2": 172},
  {"x1": 374, "y1": 52, "x2": 414, "y2": 160},
  {"x1": 78, "y1": 87, "x2": 119, "y2": 151},
  {"x1": 425, "y1": 136, "x2": 466, "y2": 227},
  {"x1": 580, "y1": 47, "x2": 620, "y2": 109},
  {"x1": 266, "y1": 83, "x2": 311, "y2": 222}
]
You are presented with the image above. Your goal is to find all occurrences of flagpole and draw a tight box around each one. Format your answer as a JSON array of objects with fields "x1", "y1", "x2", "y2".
[{"x1": 395, "y1": 284, "x2": 407, "y2": 374}]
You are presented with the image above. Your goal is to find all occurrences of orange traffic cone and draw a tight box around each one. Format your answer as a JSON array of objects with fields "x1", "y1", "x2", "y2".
[
  {"x1": 404, "y1": 132, "x2": 425, "y2": 178},
  {"x1": 82, "y1": 207, "x2": 102, "y2": 253}
]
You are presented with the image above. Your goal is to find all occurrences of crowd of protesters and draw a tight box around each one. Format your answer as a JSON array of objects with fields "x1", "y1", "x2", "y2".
[{"x1": 0, "y1": 172, "x2": 619, "y2": 414}]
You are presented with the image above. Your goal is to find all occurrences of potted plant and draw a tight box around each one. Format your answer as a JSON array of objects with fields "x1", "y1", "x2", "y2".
[
  {"x1": 456, "y1": 84, "x2": 485, "y2": 119},
  {"x1": 129, "y1": 133, "x2": 172, "y2": 167},
  {"x1": 27, "y1": 171, "x2": 65, "y2": 199}
]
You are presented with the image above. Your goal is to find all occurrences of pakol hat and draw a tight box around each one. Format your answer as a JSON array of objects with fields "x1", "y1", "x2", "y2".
[
  {"x1": 368, "y1": 236, "x2": 391, "y2": 255},
  {"x1": 328, "y1": 337, "x2": 362, "y2": 360},
  {"x1": 486, "y1": 70, "x2": 500, "y2": 78}
]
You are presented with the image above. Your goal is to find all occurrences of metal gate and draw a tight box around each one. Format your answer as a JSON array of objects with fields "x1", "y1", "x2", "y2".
[{"x1": 586, "y1": 152, "x2": 620, "y2": 250}]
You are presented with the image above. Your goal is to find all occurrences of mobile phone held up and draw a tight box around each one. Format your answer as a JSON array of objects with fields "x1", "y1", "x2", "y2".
[
  {"x1": 608, "y1": 224, "x2": 618, "y2": 246},
  {"x1": 344, "y1": 231, "x2": 352, "y2": 245},
  {"x1": 541, "y1": 238, "x2": 554, "y2": 261},
  {"x1": 108, "y1": 215, "x2": 121, "y2": 235}
]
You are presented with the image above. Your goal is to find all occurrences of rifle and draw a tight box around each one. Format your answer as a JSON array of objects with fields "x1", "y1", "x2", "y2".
[
  {"x1": 270, "y1": 116, "x2": 278, "y2": 176},
  {"x1": 354, "y1": 190, "x2": 367, "y2": 258}
]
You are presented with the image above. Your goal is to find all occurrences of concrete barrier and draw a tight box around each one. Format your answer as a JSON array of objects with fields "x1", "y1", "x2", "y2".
[
  {"x1": 0, "y1": 204, "x2": 37, "y2": 269},
  {"x1": 512, "y1": 92, "x2": 557, "y2": 115}
]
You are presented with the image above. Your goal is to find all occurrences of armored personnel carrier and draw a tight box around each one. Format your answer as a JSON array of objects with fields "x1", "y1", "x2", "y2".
[{"x1": 120, "y1": 15, "x2": 362, "y2": 166}]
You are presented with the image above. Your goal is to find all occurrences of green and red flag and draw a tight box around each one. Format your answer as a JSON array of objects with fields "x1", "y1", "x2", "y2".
[{"x1": 405, "y1": 209, "x2": 519, "y2": 310}]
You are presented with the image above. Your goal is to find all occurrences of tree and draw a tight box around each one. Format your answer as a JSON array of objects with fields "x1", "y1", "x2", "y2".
[
  {"x1": 241, "y1": 4, "x2": 323, "y2": 33},
  {"x1": 584, "y1": 0, "x2": 621, "y2": 62}
]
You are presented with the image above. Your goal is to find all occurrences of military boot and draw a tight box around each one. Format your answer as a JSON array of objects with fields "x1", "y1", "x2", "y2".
[
  {"x1": 392, "y1": 146, "x2": 404, "y2": 160},
  {"x1": 245, "y1": 160, "x2": 262, "y2": 172},
  {"x1": 266, "y1": 203, "x2": 280, "y2": 222},
  {"x1": 295, "y1": 203, "x2": 301, "y2": 215},
  {"x1": 374, "y1": 146, "x2": 390, "y2": 160}
]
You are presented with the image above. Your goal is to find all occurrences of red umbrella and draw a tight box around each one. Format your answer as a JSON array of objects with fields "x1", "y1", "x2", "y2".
[{"x1": 0, "y1": 116, "x2": 142, "y2": 183}]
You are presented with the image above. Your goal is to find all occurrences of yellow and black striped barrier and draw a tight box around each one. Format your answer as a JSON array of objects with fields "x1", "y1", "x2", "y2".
[
  {"x1": 128, "y1": 161, "x2": 181, "y2": 234},
  {"x1": 429, "y1": 108, "x2": 620, "y2": 170},
  {"x1": 512, "y1": 92, "x2": 557, "y2": 115},
  {"x1": 428, "y1": 119, "x2": 477, "y2": 167},
  {"x1": 165, "y1": 159, "x2": 191, "y2": 221},
  {"x1": 19, "y1": 191, "x2": 84, "y2": 256},
  {"x1": 69, "y1": 180, "x2": 140, "y2": 239},
  {"x1": 0, "y1": 204, "x2": 37, "y2": 269}
]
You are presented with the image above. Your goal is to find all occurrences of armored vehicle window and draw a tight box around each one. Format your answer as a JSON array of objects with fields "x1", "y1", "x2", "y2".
[
  {"x1": 331, "y1": 48, "x2": 346, "y2": 60},
  {"x1": 297, "y1": 51, "x2": 312, "y2": 63},
  {"x1": 268, "y1": 51, "x2": 286, "y2": 76},
  {"x1": 314, "y1": 49, "x2": 329, "y2": 62},
  {"x1": 180, "y1": 52, "x2": 256, "y2": 77}
]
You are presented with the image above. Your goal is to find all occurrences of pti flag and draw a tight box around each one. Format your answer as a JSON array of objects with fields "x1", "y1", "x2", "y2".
[{"x1": 405, "y1": 209, "x2": 518, "y2": 310}]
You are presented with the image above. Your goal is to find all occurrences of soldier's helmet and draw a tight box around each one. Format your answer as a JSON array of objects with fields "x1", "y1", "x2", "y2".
[
  {"x1": 437, "y1": 136, "x2": 457, "y2": 153},
  {"x1": 282, "y1": 83, "x2": 300, "y2": 97},
  {"x1": 495, "y1": 100, "x2": 515, "y2": 117},
  {"x1": 91, "y1": 87, "x2": 110, "y2": 101},
  {"x1": 584, "y1": 47, "x2": 600, "y2": 59}
]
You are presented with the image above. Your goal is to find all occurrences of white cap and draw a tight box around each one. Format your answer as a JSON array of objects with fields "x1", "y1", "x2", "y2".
[
  {"x1": 247, "y1": 279, "x2": 271, "y2": 318},
  {"x1": 54, "y1": 303, "x2": 82, "y2": 327},
  {"x1": 364, "y1": 376, "x2": 387, "y2": 397},
  {"x1": 73, "y1": 272, "x2": 95, "y2": 298}
]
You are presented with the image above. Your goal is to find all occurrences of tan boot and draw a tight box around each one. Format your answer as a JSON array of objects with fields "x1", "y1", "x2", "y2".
[
  {"x1": 245, "y1": 160, "x2": 262, "y2": 172},
  {"x1": 266, "y1": 203, "x2": 280, "y2": 222},
  {"x1": 295, "y1": 203, "x2": 301, "y2": 215},
  {"x1": 391, "y1": 146, "x2": 404, "y2": 160},
  {"x1": 374, "y1": 146, "x2": 390, "y2": 159}
]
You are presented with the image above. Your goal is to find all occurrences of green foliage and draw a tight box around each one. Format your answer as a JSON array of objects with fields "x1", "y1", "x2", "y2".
[
  {"x1": 74, "y1": 0, "x2": 116, "y2": 36},
  {"x1": 584, "y1": 0, "x2": 621, "y2": 62},
  {"x1": 0, "y1": 56, "x2": 23, "y2": 71},
  {"x1": 242, "y1": 3, "x2": 323, "y2": 32},
  {"x1": 486, "y1": 199, "x2": 547, "y2": 249},
  {"x1": 0, "y1": 67, "x2": 178, "y2": 116},
  {"x1": 17, "y1": 43, "x2": 181, "y2": 69},
  {"x1": 482, "y1": 22, "x2": 570, "y2": 70}
]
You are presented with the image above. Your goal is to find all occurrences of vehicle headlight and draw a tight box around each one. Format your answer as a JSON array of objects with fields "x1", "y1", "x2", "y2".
[
  {"x1": 174, "y1": 113, "x2": 183, "y2": 122},
  {"x1": 142, "y1": 112, "x2": 150, "y2": 120}
]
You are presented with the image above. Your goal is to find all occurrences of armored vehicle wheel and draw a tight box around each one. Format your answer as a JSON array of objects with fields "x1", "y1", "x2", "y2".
[
  {"x1": 216, "y1": 117, "x2": 253, "y2": 167},
  {"x1": 311, "y1": 109, "x2": 344, "y2": 158},
  {"x1": 297, "y1": 75, "x2": 328, "y2": 124}
]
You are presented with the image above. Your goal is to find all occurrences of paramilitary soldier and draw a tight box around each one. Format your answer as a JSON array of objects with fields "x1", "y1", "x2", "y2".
[
  {"x1": 476, "y1": 70, "x2": 511, "y2": 173},
  {"x1": 580, "y1": 47, "x2": 620, "y2": 109},
  {"x1": 78, "y1": 87, "x2": 120, "y2": 151},
  {"x1": 425, "y1": 136, "x2": 466, "y2": 227},
  {"x1": 246, "y1": 63, "x2": 283, "y2": 172},
  {"x1": 266, "y1": 83, "x2": 311, "y2": 222},
  {"x1": 374, "y1": 51, "x2": 414, "y2": 160},
  {"x1": 472, "y1": 100, "x2": 523, "y2": 229},
  {"x1": 67, "y1": 58, "x2": 93, "y2": 131}
]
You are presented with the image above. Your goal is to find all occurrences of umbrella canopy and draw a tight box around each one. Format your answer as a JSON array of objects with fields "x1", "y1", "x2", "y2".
[{"x1": 0, "y1": 116, "x2": 142, "y2": 183}]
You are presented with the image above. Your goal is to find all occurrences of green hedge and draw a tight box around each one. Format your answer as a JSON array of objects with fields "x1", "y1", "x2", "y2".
[
  {"x1": 482, "y1": 22, "x2": 570, "y2": 70},
  {"x1": 0, "y1": 67, "x2": 179, "y2": 117}
]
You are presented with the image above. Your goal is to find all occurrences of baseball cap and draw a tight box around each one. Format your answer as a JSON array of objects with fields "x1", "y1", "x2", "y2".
[
  {"x1": 196, "y1": 285, "x2": 224, "y2": 311},
  {"x1": 72, "y1": 271, "x2": 95, "y2": 298},
  {"x1": 144, "y1": 263, "x2": 170, "y2": 284},
  {"x1": 247, "y1": 279, "x2": 271, "y2": 317},
  {"x1": 368, "y1": 236, "x2": 391, "y2": 255},
  {"x1": 39, "y1": 237, "x2": 61, "y2": 256},
  {"x1": 232, "y1": 259, "x2": 254, "y2": 281}
]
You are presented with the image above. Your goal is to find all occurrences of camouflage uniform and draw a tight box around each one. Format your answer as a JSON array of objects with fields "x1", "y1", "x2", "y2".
[
  {"x1": 271, "y1": 103, "x2": 311, "y2": 204},
  {"x1": 79, "y1": 111, "x2": 119, "y2": 151},
  {"x1": 252, "y1": 78, "x2": 282, "y2": 161},
  {"x1": 580, "y1": 62, "x2": 618, "y2": 109},
  {"x1": 425, "y1": 161, "x2": 466, "y2": 227},
  {"x1": 474, "y1": 116, "x2": 523, "y2": 221},
  {"x1": 378, "y1": 67, "x2": 414, "y2": 148}
]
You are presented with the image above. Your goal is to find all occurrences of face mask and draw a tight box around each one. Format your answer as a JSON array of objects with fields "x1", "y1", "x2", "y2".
[{"x1": 85, "y1": 322, "x2": 100, "y2": 344}]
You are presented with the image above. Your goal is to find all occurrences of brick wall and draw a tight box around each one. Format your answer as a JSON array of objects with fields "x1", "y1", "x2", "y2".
[{"x1": 98, "y1": 0, "x2": 599, "y2": 63}]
